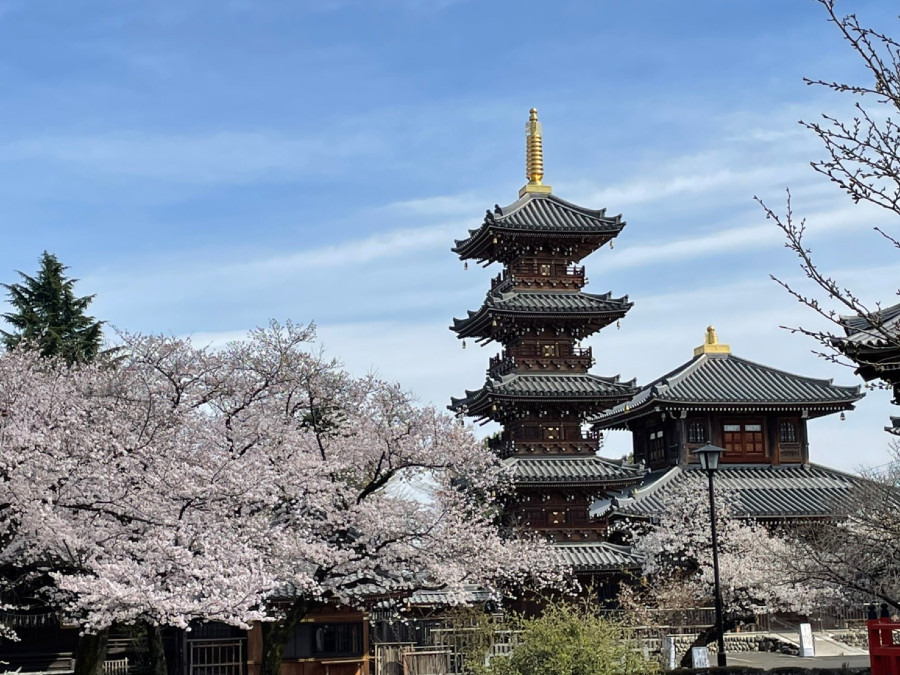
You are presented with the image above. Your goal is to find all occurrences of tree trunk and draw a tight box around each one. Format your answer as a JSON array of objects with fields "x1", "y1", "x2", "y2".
[
  {"x1": 678, "y1": 617, "x2": 739, "y2": 668},
  {"x1": 260, "y1": 599, "x2": 310, "y2": 675},
  {"x1": 146, "y1": 622, "x2": 167, "y2": 675},
  {"x1": 74, "y1": 629, "x2": 109, "y2": 675}
]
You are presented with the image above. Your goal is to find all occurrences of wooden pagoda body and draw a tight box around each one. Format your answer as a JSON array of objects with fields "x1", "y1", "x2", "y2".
[{"x1": 450, "y1": 111, "x2": 643, "y2": 561}]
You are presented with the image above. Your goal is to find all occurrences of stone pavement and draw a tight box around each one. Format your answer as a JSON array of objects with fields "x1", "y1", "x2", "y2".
[{"x1": 724, "y1": 651, "x2": 870, "y2": 670}]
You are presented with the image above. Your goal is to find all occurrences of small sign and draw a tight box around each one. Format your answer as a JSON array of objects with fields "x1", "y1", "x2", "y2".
[
  {"x1": 661, "y1": 636, "x2": 676, "y2": 670},
  {"x1": 799, "y1": 623, "x2": 815, "y2": 657},
  {"x1": 691, "y1": 646, "x2": 710, "y2": 668}
]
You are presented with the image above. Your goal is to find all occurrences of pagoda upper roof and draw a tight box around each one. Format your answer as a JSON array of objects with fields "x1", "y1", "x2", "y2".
[
  {"x1": 450, "y1": 372, "x2": 638, "y2": 419},
  {"x1": 593, "y1": 351, "x2": 863, "y2": 429},
  {"x1": 595, "y1": 463, "x2": 863, "y2": 521},
  {"x1": 452, "y1": 192, "x2": 625, "y2": 263},
  {"x1": 451, "y1": 289, "x2": 631, "y2": 339},
  {"x1": 836, "y1": 302, "x2": 900, "y2": 347},
  {"x1": 833, "y1": 303, "x2": 900, "y2": 384},
  {"x1": 505, "y1": 455, "x2": 646, "y2": 487},
  {"x1": 553, "y1": 542, "x2": 643, "y2": 573}
]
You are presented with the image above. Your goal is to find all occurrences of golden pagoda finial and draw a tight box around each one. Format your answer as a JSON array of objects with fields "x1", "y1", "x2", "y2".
[
  {"x1": 519, "y1": 108, "x2": 553, "y2": 197},
  {"x1": 693, "y1": 325, "x2": 731, "y2": 356}
]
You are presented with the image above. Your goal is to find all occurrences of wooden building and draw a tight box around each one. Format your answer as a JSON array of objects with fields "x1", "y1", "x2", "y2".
[
  {"x1": 591, "y1": 328, "x2": 866, "y2": 523},
  {"x1": 449, "y1": 109, "x2": 646, "y2": 579},
  {"x1": 246, "y1": 609, "x2": 368, "y2": 675},
  {"x1": 593, "y1": 326, "x2": 863, "y2": 470}
]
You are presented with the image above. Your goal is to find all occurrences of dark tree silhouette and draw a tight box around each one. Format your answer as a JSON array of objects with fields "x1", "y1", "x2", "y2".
[{"x1": 2, "y1": 251, "x2": 104, "y2": 365}]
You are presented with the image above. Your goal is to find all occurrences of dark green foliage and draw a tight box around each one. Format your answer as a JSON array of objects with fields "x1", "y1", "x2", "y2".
[
  {"x1": 2, "y1": 252, "x2": 104, "y2": 365},
  {"x1": 490, "y1": 603, "x2": 658, "y2": 675},
  {"x1": 455, "y1": 602, "x2": 658, "y2": 675}
]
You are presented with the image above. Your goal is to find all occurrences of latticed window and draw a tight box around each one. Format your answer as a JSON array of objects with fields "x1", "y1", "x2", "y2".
[
  {"x1": 649, "y1": 428, "x2": 665, "y2": 461},
  {"x1": 687, "y1": 420, "x2": 706, "y2": 444},
  {"x1": 779, "y1": 420, "x2": 798, "y2": 443}
]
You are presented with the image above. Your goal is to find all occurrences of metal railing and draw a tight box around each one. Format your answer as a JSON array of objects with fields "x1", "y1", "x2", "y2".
[{"x1": 187, "y1": 638, "x2": 245, "y2": 675}]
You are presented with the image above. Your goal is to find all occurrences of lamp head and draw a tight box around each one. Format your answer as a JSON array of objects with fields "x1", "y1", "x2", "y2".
[{"x1": 692, "y1": 443, "x2": 725, "y2": 473}]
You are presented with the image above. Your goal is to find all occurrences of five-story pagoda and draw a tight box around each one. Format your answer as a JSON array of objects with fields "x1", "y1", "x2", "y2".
[{"x1": 450, "y1": 110, "x2": 644, "y2": 548}]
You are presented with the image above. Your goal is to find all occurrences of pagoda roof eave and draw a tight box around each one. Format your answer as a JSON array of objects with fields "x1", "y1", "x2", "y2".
[
  {"x1": 452, "y1": 193, "x2": 626, "y2": 262},
  {"x1": 836, "y1": 301, "x2": 900, "y2": 345},
  {"x1": 553, "y1": 542, "x2": 644, "y2": 573},
  {"x1": 506, "y1": 455, "x2": 646, "y2": 486},
  {"x1": 450, "y1": 291, "x2": 632, "y2": 339},
  {"x1": 450, "y1": 373, "x2": 638, "y2": 418}
]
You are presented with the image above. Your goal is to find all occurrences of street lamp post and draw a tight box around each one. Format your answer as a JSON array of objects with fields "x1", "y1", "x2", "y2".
[{"x1": 693, "y1": 443, "x2": 727, "y2": 668}]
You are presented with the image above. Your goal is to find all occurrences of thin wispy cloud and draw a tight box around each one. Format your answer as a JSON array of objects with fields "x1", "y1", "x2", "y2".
[{"x1": 4, "y1": 131, "x2": 386, "y2": 184}]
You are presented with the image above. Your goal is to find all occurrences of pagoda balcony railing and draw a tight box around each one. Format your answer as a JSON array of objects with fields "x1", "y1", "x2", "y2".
[
  {"x1": 490, "y1": 265, "x2": 586, "y2": 292},
  {"x1": 489, "y1": 348, "x2": 593, "y2": 376},
  {"x1": 487, "y1": 437, "x2": 601, "y2": 458},
  {"x1": 488, "y1": 353, "x2": 517, "y2": 377},
  {"x1": 513, "y1": 345, "x2": 592, "y2": 359}
]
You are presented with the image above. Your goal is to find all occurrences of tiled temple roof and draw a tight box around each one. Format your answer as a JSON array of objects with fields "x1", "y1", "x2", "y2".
[
  {"x1": 834, "y1": 303, "x2": 900, "y2": 384},
  {"x1": 594, "y1": 352, "x2": 862, "y2": 428},
  {"x1": 403, "y1": 586, "x2": 494, "y2": 607},
  {"x1": 600, "y1": 463, "x2": 861, "y2": 520},
  {"x1": 837, "y1": 302, "x2": 900, "y2": 348},
  {"x1": 451, "y1": 290, "x2": 631, "y2": 339},
  {"x1": 554, "y1": 542, "x2": 644, "y2": 572},
  {"x1": 505, "y1": 456, "x2": 646, "y2": 486},
  {"x1": 451, "y1": 372, "x2": 637, "y2": 418},
  {"x1": 453, "y1": 193, "x2": 625, "y2": 262}
]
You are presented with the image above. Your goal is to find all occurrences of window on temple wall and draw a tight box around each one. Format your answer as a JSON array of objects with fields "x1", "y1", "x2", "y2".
[
  {"x1": 722, "y1": 420, "x2": 765, "y2": 456},
  {"x1": 544, "y1": 426, "x2": 561, "y2": 440},
  {"x1": 648, "y1": 428, "x2": 664, "y2": 462},
  {"x1": 539, "y1": 263, "x2": 551, "y2": 276},
  {"x1": 542, "y1": 343, "x2": 558, "y2": 357},
  {"x1": 779, "y1": 420, "x2": 798, "y2": 443},
  {"x1": 687, "y1": 420, "x2": 707, "y2": 444}
]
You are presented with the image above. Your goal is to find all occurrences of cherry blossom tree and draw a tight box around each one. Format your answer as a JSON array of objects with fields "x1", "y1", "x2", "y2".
[
  {"x1": 0, "y1": 321, "x2": 565, "y2": 675},
  {"x1": 756, "y1": 0, "x2": 900, "y2": 401},
  {"x1": 618, "y1": 480, "x2": 842, "y2": 666},
  {"x1": 783, "y1": 450, "x2": 900, "y2": 612}
]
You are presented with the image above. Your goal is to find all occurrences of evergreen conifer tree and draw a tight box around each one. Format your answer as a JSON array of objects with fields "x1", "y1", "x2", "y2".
[{"x1": 2, "y1": 251, "x2": 103, "y2": 365}]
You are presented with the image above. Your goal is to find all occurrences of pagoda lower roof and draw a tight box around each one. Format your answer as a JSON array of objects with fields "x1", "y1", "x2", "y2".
[
  {"x1": 451, "y1": 372, "x2": 638, "y2": 418},
  {"x1": 596, "y1": 463, "x2": 864, "y2": 521},
  {"x1": 453, "y1": 193, "x2": 625, "y2": 263},
  {"x1": 451, "y1": 290, "x2": 631, "y2": 339},
  {"x1": 593, "y1": 352, "x2": 862, "y2": 429},
  {"x1": 505, "y1": 456, "x2": 646, "y2": 486},
  {"x1": 554, "y1": 542, "x2": 643, "y2": 573}
]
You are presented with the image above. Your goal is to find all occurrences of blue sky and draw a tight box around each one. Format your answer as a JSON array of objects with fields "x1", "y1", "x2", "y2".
[{"x1": 0, "y1": 0, "x2": 897, "y2": 471}]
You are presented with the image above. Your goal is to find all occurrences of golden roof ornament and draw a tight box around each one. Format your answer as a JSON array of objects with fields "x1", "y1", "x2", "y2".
[
  {"x1": 519, "y1": 108, "x2": 553, "y2": 197},
  {"x1": 693, "y1": 325, "x2": 731, "y2": 356}
]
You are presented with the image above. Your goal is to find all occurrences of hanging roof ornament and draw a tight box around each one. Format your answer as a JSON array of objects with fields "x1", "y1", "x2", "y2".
[{"x1": 519, "y1": 108, "x2": 553, "y2": 197}]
